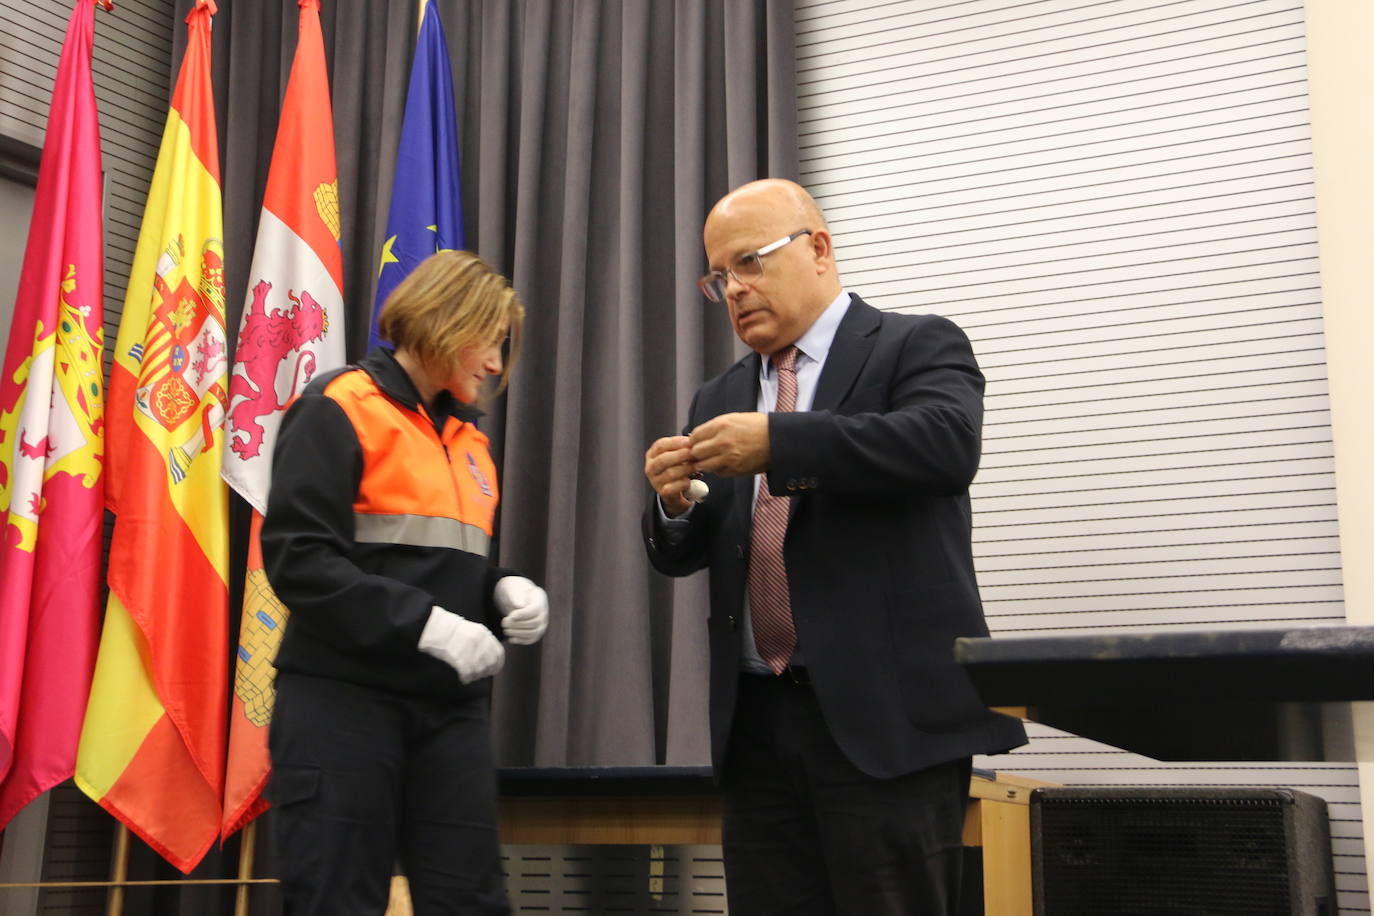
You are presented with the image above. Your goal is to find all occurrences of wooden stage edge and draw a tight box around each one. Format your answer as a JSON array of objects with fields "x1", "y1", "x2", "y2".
[{"x1": 489, "y1": 765, "x2": 1052, "y2": 916}]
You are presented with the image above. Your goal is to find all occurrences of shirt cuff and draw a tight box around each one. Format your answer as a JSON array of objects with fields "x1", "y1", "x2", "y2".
[{"x1": 655, "y1": 496, "x2": 692, "y2": 544}]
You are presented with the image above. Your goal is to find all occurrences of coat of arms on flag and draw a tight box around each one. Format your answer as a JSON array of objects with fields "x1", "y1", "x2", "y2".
[{"x1": 131, "y1": 236, "x2": 228, "y2": 484}]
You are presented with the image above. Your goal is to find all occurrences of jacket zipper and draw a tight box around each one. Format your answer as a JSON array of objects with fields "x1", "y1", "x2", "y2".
[
  {"x1": 439, "y1": 433, "x2": 464, "y2": 524},
  {"x1": 420, "y1": 403, "x2": 466, "y2": 525}
]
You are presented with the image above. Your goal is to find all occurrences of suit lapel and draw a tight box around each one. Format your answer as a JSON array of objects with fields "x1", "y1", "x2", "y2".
[
  {"x1": 725, "y1": 351, "x2": 761, "y2": 414},
  {"x1": 725, "y1": 353, "x2": 762, "y2": 538},
  {"x1": 725, "y1": 297, "x2": 879, "y2": 535},
  {"x1": 812, "y1": 294, "x2": 880, "y2": 412}
]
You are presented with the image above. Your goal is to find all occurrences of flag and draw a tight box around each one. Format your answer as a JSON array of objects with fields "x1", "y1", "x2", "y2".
[
  {"x1": 74, "y1": 0, "x2": 229, "y2": 873},
  {"x1": 220, "y1": 0, "x2": 345, "y2": 840},
  {"x1": 0, "y1": 0, "x2": 107, "y2": 830},
  {"x1": 371, "y1": 0, "x2": 464, "y2": 347}
]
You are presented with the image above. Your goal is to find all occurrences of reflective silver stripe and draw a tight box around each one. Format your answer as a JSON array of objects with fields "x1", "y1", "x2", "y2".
[{"x1": 354, "y1": 513, "x2": 491, "y2": 556}]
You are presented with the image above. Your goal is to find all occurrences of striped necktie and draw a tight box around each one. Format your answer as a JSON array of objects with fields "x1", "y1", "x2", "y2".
[{"x1": 748, "y1": 345, "x2": 799, "y2": 675}]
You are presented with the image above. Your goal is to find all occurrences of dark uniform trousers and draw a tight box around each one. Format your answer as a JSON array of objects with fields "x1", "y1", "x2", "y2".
[
  {"x1": 268, "y1": 671, "x2": 509, "y2": 915},
  {"x1": 722, "y1": 671, "x2": 971, "y2": 916}
]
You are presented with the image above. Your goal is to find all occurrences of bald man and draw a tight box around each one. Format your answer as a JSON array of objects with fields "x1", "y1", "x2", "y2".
[{"x1": 643, "y1": 179, "x2": 1026, "y2": 915}]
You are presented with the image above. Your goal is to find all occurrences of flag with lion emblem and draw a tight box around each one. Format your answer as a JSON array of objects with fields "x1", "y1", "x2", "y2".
[{"x1": 219, "y1": 0, "x2": 345, "y2": 841}]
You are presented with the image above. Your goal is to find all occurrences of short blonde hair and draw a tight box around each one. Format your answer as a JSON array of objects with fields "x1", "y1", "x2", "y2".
[{"x1": 377, "y1": 250, "x2": 525, "y2": 393}]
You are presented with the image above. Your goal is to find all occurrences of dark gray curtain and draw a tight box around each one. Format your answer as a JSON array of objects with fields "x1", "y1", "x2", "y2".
[
  {"x1": 453, "y1": 1, "x2": 799, "y2": 767},
  {"x1": 173, "y1": 0, "x2": 797, "y2": 770}
]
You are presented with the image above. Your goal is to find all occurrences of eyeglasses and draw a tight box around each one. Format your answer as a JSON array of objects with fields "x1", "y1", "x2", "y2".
[{"x1": 697, "y1": 229, "x2": 813, "y2": 302}]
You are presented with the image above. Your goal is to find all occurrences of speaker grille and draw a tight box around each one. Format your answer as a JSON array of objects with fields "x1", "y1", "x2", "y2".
[
  {"x1": 1032, "y1": 788, "x2": 1335, "y2": 916},
  {"x1": 503, "y1": 844, "x2": 727, "y2": 914}
]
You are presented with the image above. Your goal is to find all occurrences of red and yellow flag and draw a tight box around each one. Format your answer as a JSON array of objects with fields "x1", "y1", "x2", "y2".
[
  {"x1": 220, "y1": 0, "x2": 346, "y2": 840},
  {"x1": 75, "y1": 0, "x2": 228, "y2": 873},
  {"x1": 0, "y1": 0, "x2": 106, "y2": 830}
]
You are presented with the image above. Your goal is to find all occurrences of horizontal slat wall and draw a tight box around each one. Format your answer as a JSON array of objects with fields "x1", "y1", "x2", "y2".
[
  {"x1": 0, "y1": 3, "x2": 63, "y2": 151},
  {"x1": 796, "y1": 0, "x2": 1365, "y2": 910}
]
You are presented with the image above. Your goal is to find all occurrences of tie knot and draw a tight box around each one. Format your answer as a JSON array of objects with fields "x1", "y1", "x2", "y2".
[{"x1": 773, "y1": 345, "x2": 798, "y2": 375}]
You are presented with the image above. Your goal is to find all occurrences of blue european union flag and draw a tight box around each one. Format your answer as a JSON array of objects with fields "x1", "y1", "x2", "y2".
[{"x1": 371, "y1": 1, "x2": 464, "y2": 349}]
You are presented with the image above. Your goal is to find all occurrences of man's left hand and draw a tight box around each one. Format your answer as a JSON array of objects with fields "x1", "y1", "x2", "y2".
[{"x1": 689, "y1": 412, "x2": 770, "y2": 477}]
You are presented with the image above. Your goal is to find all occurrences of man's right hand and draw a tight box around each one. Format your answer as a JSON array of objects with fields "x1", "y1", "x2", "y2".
[{"x1": 644, "y1": 435, "x2": 695, "y2": 518}]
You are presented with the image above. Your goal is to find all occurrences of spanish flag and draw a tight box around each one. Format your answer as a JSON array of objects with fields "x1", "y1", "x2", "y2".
[
  {"x1": 220, "y1": 0, "x2": 346, "y2": 840},
  {"x1": 0, "y1": 0, "x2": 107, "y2": 831},
  {"x1": 75, "y1": 0, "x2": 228, "y2": 873}
]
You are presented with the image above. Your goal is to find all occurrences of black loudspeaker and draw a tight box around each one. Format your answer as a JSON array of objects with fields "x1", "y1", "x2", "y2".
[{"x1": 1031, "y1": 787, "x2": 1336, "y2": 915}]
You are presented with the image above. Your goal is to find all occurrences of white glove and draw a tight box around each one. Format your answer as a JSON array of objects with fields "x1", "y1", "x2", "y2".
[
  {"x1": 494, "y1": 576, "x2": 549, "y2": 646},
  {"x1": 417, "y1": 606, "x2": 505, "y2": 684}
]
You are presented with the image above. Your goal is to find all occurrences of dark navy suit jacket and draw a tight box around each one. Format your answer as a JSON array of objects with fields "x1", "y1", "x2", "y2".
[{"x1": 644, "y1": 295, "x2": 1027, "y2": 778}]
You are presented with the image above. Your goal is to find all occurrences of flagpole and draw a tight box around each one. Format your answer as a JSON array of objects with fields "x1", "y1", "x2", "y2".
[
  {"x1": 104, "y1": 823, "x2": 129, "y2": 916},
  {"x1": 233, "y1": 820, "x2": 257, "y2": 916},
  {"x1": 417, "y1": 0, "x2": 427, "y2": 31}
]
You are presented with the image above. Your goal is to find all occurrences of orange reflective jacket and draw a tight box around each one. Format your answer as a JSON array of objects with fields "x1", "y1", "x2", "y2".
[{"x1": 263, "y1": 348, "x2": 517, "y2": 699}]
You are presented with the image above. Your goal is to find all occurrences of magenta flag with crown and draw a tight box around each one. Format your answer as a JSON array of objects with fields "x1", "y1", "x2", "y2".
[{"x1": 0, "y1": 0, "x2": 107, "y2": 829}]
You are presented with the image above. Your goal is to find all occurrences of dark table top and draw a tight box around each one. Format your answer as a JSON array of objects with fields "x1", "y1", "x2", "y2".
[
  {"x1": 955, "y1": 626, "x2": 1374, "y2": 705},
  {"x1": 954, "y1": 626, "x2": 1374, "y2": 761}
]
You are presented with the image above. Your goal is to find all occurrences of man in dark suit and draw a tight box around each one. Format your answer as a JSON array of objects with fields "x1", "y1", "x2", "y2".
[{"x1": 642, "y1": 178, "x2": 1027, "y2": 915}]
